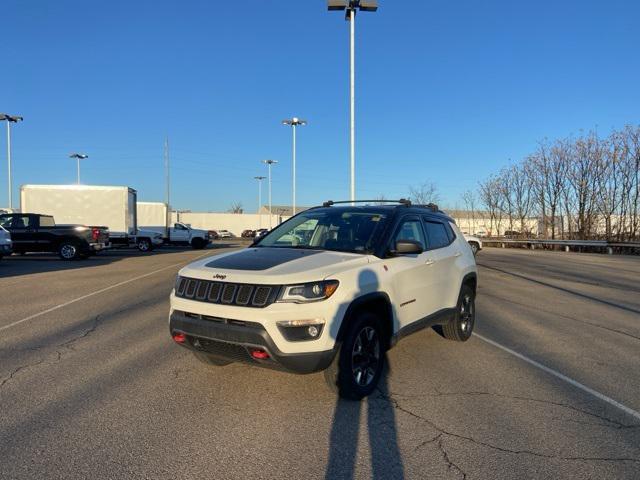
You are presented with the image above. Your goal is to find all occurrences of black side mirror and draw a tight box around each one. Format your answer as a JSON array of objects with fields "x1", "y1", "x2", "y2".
[{"x1": 393, "y1": 240, "x2": 424, "y2": 255}]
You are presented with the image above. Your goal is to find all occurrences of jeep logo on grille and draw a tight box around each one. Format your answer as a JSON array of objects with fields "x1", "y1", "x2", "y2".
[{"x1": 213, "y1": 273, "x2": 227, "y2": 280}]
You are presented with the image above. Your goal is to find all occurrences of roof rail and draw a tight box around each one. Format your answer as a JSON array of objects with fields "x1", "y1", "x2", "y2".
[{"x1": 321, "y1": 199, "x2": 412, "y2": 207}]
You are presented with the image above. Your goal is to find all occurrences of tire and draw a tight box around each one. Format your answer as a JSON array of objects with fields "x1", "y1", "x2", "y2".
[
  {"x1": 324, "y1": 312, "x2": 386, "y2": 400},
  {"x1": 137, "y1": 238, "x2": 152, "y2": 252},
  {"x1": 191, "y1": 237, "x2": 205, "y2": 250},
  {"x1": 192, "y1": 351, "x2": 232, "y2": 367},
  {"x1": 59, "y1": 241, "x2": 81, "y2": 260},
  {"x1": 442, "y1": 285, "x2": 476, "y2": 342},
  {"x1": 469, "y1": 242, "x2": 479, "y2": 256}
]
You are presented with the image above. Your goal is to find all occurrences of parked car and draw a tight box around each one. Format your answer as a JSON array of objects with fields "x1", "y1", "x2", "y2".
[
  {"x1": 169, "y1": 200, "x2": 477, "y2": 399},
  {"x1": 241, "y1": 229, "x2": 256, "y2": 238},
  {"x1": 208, "y1": 230, "x2": 220, "y2": 240},
  {"x1": 503, "y1": 230, "x2": 521, "y2": 238},
  {"x1": 0, "y1": 213, "x2": 109, "y2": 260},
  {"x1": 217, "y1": 229, "x2": 233, "y2": 238},
  {"x1": 474, "y1": 230, "x2": 487, "y2": 237},
  {"x1": 0, "y1": 225, "x2": 12, "y2": 260},
  {"x1": 255, "y1": 228, "x2": 269, "y2": 238},
  {"x1": 463, "y1": 234, "x2": 483, "y2": 255}
]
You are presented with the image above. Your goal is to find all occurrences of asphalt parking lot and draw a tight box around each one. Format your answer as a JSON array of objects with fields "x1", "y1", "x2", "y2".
[{"x1": 0, "y1": 246, "x2": 638, "y2": 479}]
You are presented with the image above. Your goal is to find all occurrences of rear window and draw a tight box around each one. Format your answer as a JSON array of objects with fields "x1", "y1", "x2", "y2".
[
  {"x1": 423, "y1": 220, "x2": 451, "y2": 249},
  {"x1": 39, "y1": 216, "x2": 55, "y2": 227}
]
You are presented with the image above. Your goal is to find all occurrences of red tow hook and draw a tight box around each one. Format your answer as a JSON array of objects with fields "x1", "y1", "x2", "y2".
[
  {"x1": 250, "y1": 348, "x2": 270, "y2": 360},
  {"x1": 172, "y1": 332, "x2": 186, "y2": 344}
]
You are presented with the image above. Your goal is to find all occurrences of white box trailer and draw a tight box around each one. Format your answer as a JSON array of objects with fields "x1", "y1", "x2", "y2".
[
  {"x1": 20, "y1": 184, "x2": 163, "y2": 251},
  {"x1": 137, "y1": 201, "x2": 168, "y2": 230},
  {"x1": 137, "y1": 201, "x2": 210, "y2": 249}
]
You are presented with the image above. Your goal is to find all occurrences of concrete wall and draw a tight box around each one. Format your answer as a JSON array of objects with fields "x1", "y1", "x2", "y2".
[{"x1": 169, "y1": 212, "x2": 290, "y2": 236}]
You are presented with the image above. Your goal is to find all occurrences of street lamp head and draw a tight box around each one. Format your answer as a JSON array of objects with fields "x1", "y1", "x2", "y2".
[
  {"x1": 327, "y1": 0, "x2": 377, "y2": 19},
  {"x1": 0, "y1": 114, "x2": 23, "y2": 123},
  {"x1": 262, "y1": 159, "x2": 278, "y2": 165},
  {"x1": 254, "y1": 176, "x2": 267, "y2": 180},
  {"x1": 282, "y1": 118, "x2": 307, "y2": 127},
  {"x1": 69, "y1": 153, "x2": 88, "y2": 159}
]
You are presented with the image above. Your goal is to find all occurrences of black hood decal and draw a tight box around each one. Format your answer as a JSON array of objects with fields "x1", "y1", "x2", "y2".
[{"x1": 205, "y1": 248, "x2": 322, "y2": 271}]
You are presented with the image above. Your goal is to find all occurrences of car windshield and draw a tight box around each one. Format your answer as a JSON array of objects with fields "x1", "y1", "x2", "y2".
[{"x1": 256, "y1": 209, "x2": 388, "y2": 254}]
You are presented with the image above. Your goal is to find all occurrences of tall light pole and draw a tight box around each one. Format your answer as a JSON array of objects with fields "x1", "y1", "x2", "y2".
[
  {"x1": 0, "y1": 113, "x2": 23, "y2": 209},
  {"x1": 282, "y1": 117, "x2": 307, "y2": 215},
  {"x1": 262, "y1": 159, "x2": 278, "y2": 229},
  {"x1": 254, "y1": 175, "x2": 266, "y2": 228},
  {"x1": 327, "y1": 0, "x2": 378, "y2": 202},
  {"x1": 69, "y1": 153, "x2": 88, "y2": 185}
]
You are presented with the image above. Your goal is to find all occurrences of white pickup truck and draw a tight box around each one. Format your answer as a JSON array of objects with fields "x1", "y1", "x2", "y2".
[{"x1": 144, "y1": 222, "x2": 211, "y2": 249}]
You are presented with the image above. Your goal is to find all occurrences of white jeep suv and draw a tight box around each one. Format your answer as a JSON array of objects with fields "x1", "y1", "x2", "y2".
[{"x1": 169, "y1": 200, "x2": 478, "y2": 399}]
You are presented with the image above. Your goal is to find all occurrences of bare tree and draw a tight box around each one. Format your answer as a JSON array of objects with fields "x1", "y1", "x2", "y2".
[
  {"x1": 228, "y1": 202, "x2": 243, "y2": 214},
  {"x1": 409, "y1": 182, "x2": 440, "y2": 205},
  {"x1": 461, "y1": 190, "x2": 477, "y2": 234}
]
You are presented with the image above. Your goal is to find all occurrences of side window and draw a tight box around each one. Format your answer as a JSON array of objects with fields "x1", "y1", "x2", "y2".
[
  {"x1": 393, "y1": 218, "x2": 426, "y2": 250},
  {"x1": 424, "y1": 220, "x2": 451, "y2": 249},
  {"x1": 13, "y1": 216, "x2": 32, "y2": 229}
]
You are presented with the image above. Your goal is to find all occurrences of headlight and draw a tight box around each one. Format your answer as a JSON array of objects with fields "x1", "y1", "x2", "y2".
[{"x1": 277, "y1": 280, "x2": 339, "y2": 303}]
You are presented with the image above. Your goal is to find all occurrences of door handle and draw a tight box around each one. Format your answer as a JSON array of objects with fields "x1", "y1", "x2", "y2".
[
  {"x1": 425, "y1": 259, "x2": 435, "y2": 265},
  {"x1": 453, "y1": 252, "x2": 462, "y2": 257}
]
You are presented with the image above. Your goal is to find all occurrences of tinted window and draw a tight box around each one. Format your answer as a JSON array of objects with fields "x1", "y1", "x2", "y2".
[
  {"x1": 257, "y1": 209, "x2": 388, "y2": 254},
  {"x1": 12, "y1": 216, "x2": 32, "y2": 229},
  {"x1": 394, "y1": 219, "x2": 426, "y2": 250},
  {"x1": 39, "y1": 216, "x2": 55, "y2": 227},
  {"x1": 424, "y1": 221, "x2": 450, "y2": 249}
]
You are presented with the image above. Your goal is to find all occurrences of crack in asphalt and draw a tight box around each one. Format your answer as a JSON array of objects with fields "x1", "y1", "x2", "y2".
[
  {"x1": 481, "y1": 291, "x2": 640, "y2": 342},
  {"x1": 375, "y1": 388, "x2": 640, "y2": 466},
  {"x1": 390, "y1": 390, "x2": 640, "y2": 430},
  {"x1": 0, "y1": 295, "x2": 165, "y2": 389},
  {"x1": 0, "y1": 358, "x2": 47, "y2": 388}
]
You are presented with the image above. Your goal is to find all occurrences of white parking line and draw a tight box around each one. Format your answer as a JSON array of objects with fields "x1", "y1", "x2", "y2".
[
  {"x1": 0, "y1": 252, "x2": 212, "y2": 334},
  {"x1": 474, "y1": 333, "x2": 640, "y2": 422}
]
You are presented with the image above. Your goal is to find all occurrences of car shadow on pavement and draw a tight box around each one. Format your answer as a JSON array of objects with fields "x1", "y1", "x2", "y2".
[
  {"x1": 0, "y1": 244, "x2": 235, "y2": 279},
  {"x1": 324, "y1": 367, "x2": 404, "y2": 480}
]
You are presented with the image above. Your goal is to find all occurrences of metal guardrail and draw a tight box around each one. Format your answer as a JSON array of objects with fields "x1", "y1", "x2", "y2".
[{"x1": 481, "y1": 238, "x2": 640, "y2": 252}]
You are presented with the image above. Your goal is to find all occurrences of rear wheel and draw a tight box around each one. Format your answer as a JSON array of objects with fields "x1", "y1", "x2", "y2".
[
  {"x1": 442, "y1": 285, "x2": 475, "y2": 341},
  {"x1": 324, "y1": 312, "x2": 385, "y2": 400},
  {"x1": 59, "y1": 241, "x2": 80, "y2": 260},
  {"x1": 192, "y1": 351, "x2": 232, "y2": 366},
  {"x1": 137, "y1": 238, "x2": 152, "y2": 252}
]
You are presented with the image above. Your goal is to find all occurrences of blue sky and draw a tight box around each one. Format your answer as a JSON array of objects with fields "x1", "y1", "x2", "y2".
[{"x1": 2, "y1": 0, "x2": 639, "y2": 212}]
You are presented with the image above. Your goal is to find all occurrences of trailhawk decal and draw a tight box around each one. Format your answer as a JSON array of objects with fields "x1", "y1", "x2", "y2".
[{"x1": 205, "y1": 247, "x2": 322, "y2": 271}]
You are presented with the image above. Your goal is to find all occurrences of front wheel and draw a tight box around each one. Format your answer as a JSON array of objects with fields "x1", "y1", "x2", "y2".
[
  {"x1": 59, "y1": 242, "x2": 80, "y2": 260},
  {"x1": 191, "y1": 237, "x2": 205, "y2": 249},
  {"x1": 137, "y1": 238, "x2": 152, "y2": 252},
  {"x1": 442, "y1": 285, "x2": 476, "y2": 341},
  {"x1": 324, "y1": 312, "x2": 385, "y2": 400}
]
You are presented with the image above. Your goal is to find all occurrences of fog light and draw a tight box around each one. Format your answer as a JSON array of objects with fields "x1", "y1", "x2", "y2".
[{"x1": 277, "y1": 319, "x2": 325, "y2": 342}]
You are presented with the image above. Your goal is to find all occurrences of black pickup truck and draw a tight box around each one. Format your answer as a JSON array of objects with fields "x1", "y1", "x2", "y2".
[{"x1": 0, "y1": 213, "x2": 109, "y2": 260}]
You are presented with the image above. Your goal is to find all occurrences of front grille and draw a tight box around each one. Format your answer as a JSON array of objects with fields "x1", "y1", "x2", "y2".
[
  {"x1": 189, "y1": 336, "x2": 254, "y2": 363},
  {"x1": 175, "y1": 277, "x2": 280, "y2": 308}
]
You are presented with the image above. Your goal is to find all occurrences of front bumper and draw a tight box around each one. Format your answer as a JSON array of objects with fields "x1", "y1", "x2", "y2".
[{"x1": 169, "y1": 310, "x2": 335, "y2": 374}]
